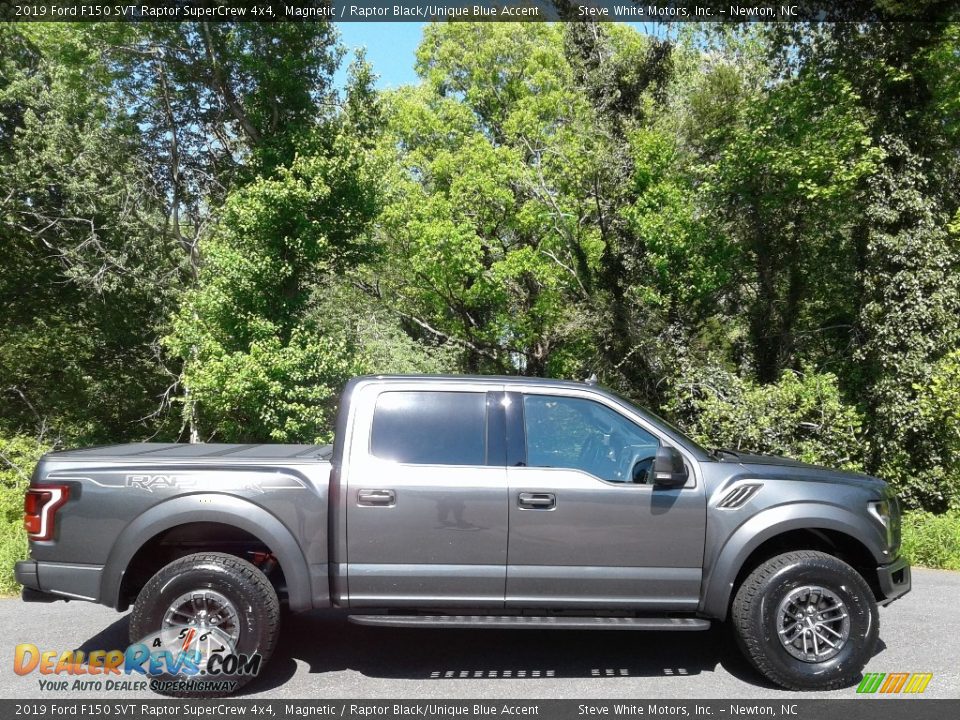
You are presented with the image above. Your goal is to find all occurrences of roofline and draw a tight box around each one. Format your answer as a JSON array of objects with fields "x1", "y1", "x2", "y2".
[{"x1": 354, "y1": 374, "x2": 595, "y2": 389}]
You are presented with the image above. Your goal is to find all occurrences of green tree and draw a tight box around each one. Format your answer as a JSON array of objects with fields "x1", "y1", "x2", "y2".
[
  {"x1": 667, "y1": 365, "x2": 865, "y2": 472},
  {"x1": 376, "y1": 22, "x2": 696, "y2": 396},
  {"x1": 695, "y1": 49, "x2": 881, "y2": 383},
  {"x1": 92, "y1": 22, "x2": 344, "y2": 277},
  {"x1": 854, "y1": 145, "x2": 960, "y2": 508},
  {"x1": 0, "y1": 25, "x2": 181, "y2": 445},
  {"x1": 165, "y1": 59, "x2": 382, "y2": 443},
  {"x1": 661, "y1": 21, "x2": 960, "y2": 509},
  {"x1": 376, "y1": 24, "x2": 598, "y2": 376},
  {"x1": 917, "y1": 349, "x2": 960, "y2": 509},
  {"x1": 785, "y1": 21, "x2": 960, "y2": 507}
]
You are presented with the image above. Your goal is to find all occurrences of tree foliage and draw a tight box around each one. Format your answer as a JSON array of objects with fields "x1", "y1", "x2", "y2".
[
  {"x1": 0, "y1": 25, "x2": 181, "y2": 444},
  {"x1": 1, "y1": 18, "x2": 959, "y2": 512},
  {"x1": 165, "y1": 127, "x2": 382, "y2": 443},
  {"x1": 666, "y1": 366, "x2": 865, "y2": 472}
]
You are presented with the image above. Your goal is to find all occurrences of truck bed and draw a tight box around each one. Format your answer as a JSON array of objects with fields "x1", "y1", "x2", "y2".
[{"x1": 24, "y1": 441, "x2": 333, "y2": 610}]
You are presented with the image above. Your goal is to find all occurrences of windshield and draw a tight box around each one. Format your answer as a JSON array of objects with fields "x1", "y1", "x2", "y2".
[{"x1": 603, "y1": 388, "x2": 712, "y2": 458}]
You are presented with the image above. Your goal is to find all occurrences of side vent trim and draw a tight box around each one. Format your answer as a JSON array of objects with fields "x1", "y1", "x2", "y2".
[{"x1": 717, "y1": 483, "x2": 763, "y2": 509}]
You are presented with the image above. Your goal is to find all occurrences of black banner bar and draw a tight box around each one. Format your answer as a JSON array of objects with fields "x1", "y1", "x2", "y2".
[
  {"x1": 0, "y1": 700, "x2": 957, "y2": 720},
  {"x1": 1, "y1": 0, "x2": 958, "y2": 23}
]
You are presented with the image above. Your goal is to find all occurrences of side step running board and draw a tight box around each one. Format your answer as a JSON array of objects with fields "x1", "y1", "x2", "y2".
[{"x1": 348, "y1": 615, "x2": 711, "y2": 631}]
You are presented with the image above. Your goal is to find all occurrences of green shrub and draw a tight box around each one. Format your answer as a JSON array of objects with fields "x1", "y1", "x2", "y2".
[
  {"x1": 901, "y1": 510, "x2": 960, "y2": 570},
  {"x1": 915, "y1": 349, "x2": 960, "y2": 510},
  {"x1": 0, "y1": 520, "x2": 27, "y2": 595},
  {"x1": 666, "y1": 365, "x2": 865, "y2": 472},
  {"x1": 0, "y1": 435, "x2": 50, "y2": 595}
]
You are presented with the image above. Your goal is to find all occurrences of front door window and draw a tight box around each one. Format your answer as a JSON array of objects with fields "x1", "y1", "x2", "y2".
[{"x1": 522, "y1": 395, "x2": 659, "y2": 483}]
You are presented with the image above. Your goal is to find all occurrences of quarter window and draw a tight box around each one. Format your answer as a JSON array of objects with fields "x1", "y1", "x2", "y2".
[
  {"x1": 371, "y1": 391, "x2": 487, "y2": 465},
  {"x1": 523, "y1": 395, "x2": 659, "y2": 483}
]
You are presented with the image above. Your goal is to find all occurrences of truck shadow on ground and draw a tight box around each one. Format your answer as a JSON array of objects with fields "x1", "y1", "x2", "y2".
[
  {"x1": 75, "y1": 611, "x2": 887, "y2": 696},
  {"x1": 241, "y1": 611, "x2": 778, "y2": 695}
]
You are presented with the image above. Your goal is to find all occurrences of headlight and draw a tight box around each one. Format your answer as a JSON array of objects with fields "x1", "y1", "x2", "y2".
[
  {"x1": 868, "y1": 500, "x2": 891, "y2": 529},
  {"x1": 869, "y1": 499, "x2": 900, "y2": 552}
]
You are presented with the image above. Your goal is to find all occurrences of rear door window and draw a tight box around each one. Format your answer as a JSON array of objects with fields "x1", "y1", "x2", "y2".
[{"x1": 371, "y1": 391, "x2": 487, "y2": 466}]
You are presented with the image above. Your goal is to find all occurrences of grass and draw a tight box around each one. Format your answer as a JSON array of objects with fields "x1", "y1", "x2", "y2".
[{"x1": 900, "y1": 510, "x2": 960, "y2": 571}]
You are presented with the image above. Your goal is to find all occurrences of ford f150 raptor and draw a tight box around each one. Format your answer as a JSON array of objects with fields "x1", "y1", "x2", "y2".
[{"x1": 16, "y1": 375, "x2": 911, "y2": 693}]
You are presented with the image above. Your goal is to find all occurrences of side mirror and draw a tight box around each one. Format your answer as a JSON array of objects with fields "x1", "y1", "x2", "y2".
[{"x1": 652, "y1": 446, "x2": 688, "y2": 488}]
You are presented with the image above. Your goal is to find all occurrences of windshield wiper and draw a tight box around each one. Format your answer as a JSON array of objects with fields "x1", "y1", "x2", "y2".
[{"x1": 712, "y1": 448, "x2": 742, "y2": 460}]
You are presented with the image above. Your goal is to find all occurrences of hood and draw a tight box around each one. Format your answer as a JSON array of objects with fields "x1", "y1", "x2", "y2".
[{"x1": 714, "y1": 449, "x2": 888, "y2": 494}]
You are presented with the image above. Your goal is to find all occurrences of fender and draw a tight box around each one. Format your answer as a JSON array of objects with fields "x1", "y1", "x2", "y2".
[
  {"x1": 699, "y1": 501, "x2": 889, "y2": 620},
  {"x1": 101, "y1": 493, "x2": 314, "y2": 612}
]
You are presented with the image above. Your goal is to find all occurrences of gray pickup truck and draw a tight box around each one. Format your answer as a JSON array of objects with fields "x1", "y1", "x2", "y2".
[{"x1": 17, "y1": 375, "x2": 910, "y2": 694}]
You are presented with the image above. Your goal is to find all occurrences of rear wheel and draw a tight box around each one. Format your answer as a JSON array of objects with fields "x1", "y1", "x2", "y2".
[
  {"x1": 732, "y1": 550, "x2": 878, "y2": 690},
  {"x1": 129, "y1": 552, "x2": 280, "y2": 696}
]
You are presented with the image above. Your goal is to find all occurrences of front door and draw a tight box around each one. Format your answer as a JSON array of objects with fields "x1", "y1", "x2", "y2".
[
  {"x1": 345, "y1": 385, "x2": 508, "y2": 607},
  {"x1": 505, "y1": 391, "x2": 706, "y2": 610}
]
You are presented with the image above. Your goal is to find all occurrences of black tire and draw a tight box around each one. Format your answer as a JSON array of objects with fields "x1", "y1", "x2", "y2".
[
  {"x1": 731, "y1": 550, "x2": 878, "y2": 691},
  {"x1": 129, "y1": 552, "x2": 280, "y2": 697}
]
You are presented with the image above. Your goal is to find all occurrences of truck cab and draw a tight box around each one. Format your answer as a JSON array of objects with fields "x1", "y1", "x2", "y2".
[{"x1": 333, "y1": 376, "x2": 707, "y2": 611}]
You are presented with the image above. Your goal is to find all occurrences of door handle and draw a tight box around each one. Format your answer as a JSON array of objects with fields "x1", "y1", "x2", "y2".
[
  {"x1": 518, "y1": 492, "x2": 556, "y2": 510},
  {"x1": 357, "y1": 489, "x2": 396, "y2": 507}
]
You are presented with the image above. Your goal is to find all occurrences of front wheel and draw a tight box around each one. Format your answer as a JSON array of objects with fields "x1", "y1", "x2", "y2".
[
  {"x1": 731, "y1": 550, "x2": 878, "y2": 691},
  {"x1": 129, "y1": 552, "x2": 280, "y2": 696}
]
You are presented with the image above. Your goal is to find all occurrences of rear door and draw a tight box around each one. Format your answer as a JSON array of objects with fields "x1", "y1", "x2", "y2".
[
  {"x1": 344, "y1": 382, "x2": 508, "y2": 607},
  {"x1": 505, "y1": 389, "x2": 706, "y2": 611}
]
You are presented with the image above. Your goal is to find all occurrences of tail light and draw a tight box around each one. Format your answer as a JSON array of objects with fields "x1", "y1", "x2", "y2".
[{"x1": 24, "y1": 485, "x2": 70, "y2": 541}]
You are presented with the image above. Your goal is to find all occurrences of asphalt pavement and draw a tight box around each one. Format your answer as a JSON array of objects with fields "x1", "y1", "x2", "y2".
[{"x1": 1, "y1": 568, "x2": 956, "y2": 700}]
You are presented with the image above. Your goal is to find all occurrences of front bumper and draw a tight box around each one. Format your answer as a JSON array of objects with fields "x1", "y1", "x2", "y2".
[
  {"x1": 15, "y1": 559, "x2": 103, "y2": 603},
  {"x1": 877, "y1": 555, "x2": 911, "y2": 605}
]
